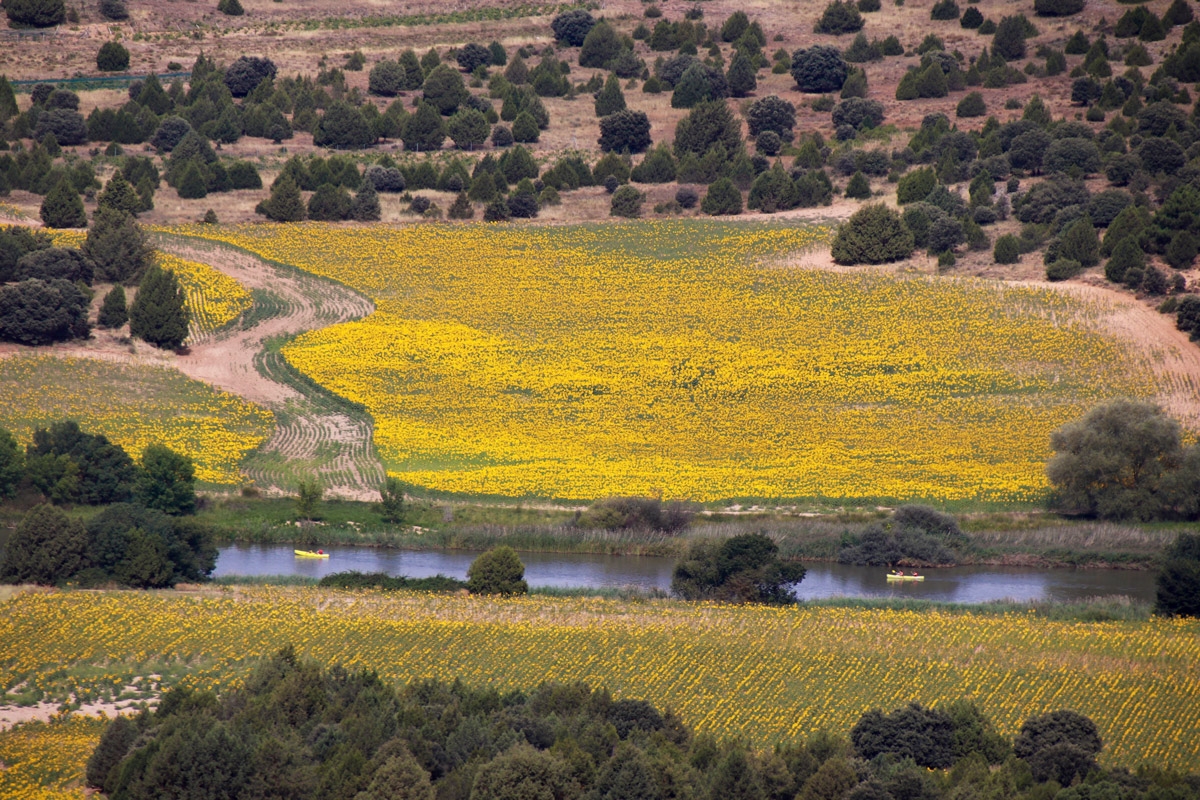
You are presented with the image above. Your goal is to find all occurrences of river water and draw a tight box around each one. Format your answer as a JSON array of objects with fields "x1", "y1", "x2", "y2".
[{"x1": 214, "y1": 544, "x2": 1157, "y2": 604}]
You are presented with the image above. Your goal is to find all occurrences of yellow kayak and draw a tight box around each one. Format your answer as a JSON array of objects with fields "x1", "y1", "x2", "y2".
[
  {"x1": 886, "y1": 573, "x2": 924, "y2": 581},
  {"x1": 294, "y1": 550, "x2": 329, "y2": 559}
]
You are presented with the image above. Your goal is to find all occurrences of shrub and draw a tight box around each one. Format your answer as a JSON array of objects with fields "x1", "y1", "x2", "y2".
[
  {"x1": 672, "y1": 533, "x2": 806, "y2": 603},
  {"x1": 307, "y1": 184, "x2": 353, "y2": 221},
  {"x1": 0, "y1": 279, "x2": 90, "y2": 346},
  {"x1": 217, "y1": 0, "x2": 244, "y2": 14},
  {"x1": 815, "y1": 0, "x2": 865, "y2": 34},
  {"x1": 832, "y1": 97, "x2": 884, "y2": 130},
  {"x1": 551, "y1": 9, "x2": 596, "y2": 46},
  {"x1": 832, "y1": 203, "x2": 915, "y2": 264},
  {"x1": 99, "y1": 0, "x2": 127, "y2": 19},
  {"x1": 610, "y1": 185, "x2": 645, "y2": 218},
  {"x1": 594, "y1": 74, "x2": 627, "y2": 117},
  {"x1": 1046, "y1": 258, "x2": 1083, "y2": 280},
  {"x1": 701, "y1": 177, "x2": 743, "y2": 215},
  {"x1": 368, "y1": 60, "x2": 406, "y2": 96},
  {"x1": 896, "y1": 166, "x2": 936, "y2": 204},
  {"x1": 745, "y1": 95, "x2": 796, "y2": 138},
  {"x1": 227, "y1": 161, "x2": 262, "y2": 190},
  {"x1": 456, "y1": 43, "x2": 492, "y2": 74},
  {"x1": 3, "y1": 0, "x2": 65, "y2": 27},
  {"x1": 224, "y1": 56, "x2": 276, "y2": 98},
  {"x1": 598, "y1": 109, "x2": 652, "y2": 153},
  {"x1": 931, "y1": 0, "x2": 960, "y2": 20},
  {"x1": 1166, "y1": 231, "x2": 1198, "y2": 270},
  {"x1": 675, "y1": 186, "x2": 699, "y2": 208},
  {"x1": 579, "y1": 21, "x2": 623, "y2": 68},
  {"x1": 97, "y1": 41, "x2": 130, "y2": 72},
  {"x1": 34, "y1": 109, "x2": 87, "y2": 146},
  {"x1": 845, "y1": 171, "x2": 871, "y2": 199},
  {"x1": 852, "y1": 703, "x2": 957, "y2": 767},
  {"x1": 39, "y1": 180, "x2": 86, "y2": 229},
  {"x1": 16, "y1": 248, "x2": 93, "y2": 284},
  {"x1": 1034, "y1": 0, "x2": 1083, "y2": 15},
  {"x1": 467, "y1": 546, "x2": 528, "y2": 594},
  {"x1": 961, "y1": 6, "x2": 983, "y2": 27},
  {"x1": 993, "y1": 234, "x2": 1021, "y2": 263},
  {"x1": 256, "y1": 174, "x2": 306, "y2": 222},
  {"x1": 993, "y1": 15, "x2": 1030, "y2": 60},
  {"x1": 956, "y1": 91, "x2": 987, "y2": 117},
  {"x1": 97, "y1": 286, "x2": 128, "y2": 329},
  {"x1": 1043, "y1": 138, "x2": 1102, "y2": 175},
  {"x1": 673, "y1": 101, "x2": 741, "y2": 158},
  {"x1": 1137, "y1": 137, "x2": 1186, "y2": 174},
  {"x1": 792, "y1": 45, "x2": 850, "y2": 92},
  {"x1": 0, "y1": 505, "x2": 87, "y2": 584}
]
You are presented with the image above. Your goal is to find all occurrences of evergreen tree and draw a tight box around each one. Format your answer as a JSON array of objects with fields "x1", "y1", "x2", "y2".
[
  {"x1": 701, "y1": 178, "x2": 743, "y2": 215},
  {"x1": 97, "y1": 285, "x2": 128, "y2": 328},
  {"x1": 831, "y1": 203, "x2": 915, "y2": 264},
  {"x1": 448, "y1": 192, "x2": 474, "y2": 219},
  {"x1": 512, "y1": 111, "x2": 540, "y2": 143},
  {"x1": 84, "y1": 208, "x2": 153, "y2": 284},
  {"x1": 350, "y1": 182, "x2": 381, "y2": 222},
  {"x1": 0, "y1": 75, "x2": 17, "y2": 123},
  {"x1": 129, "y1": 264, "x2": 190, "y2": 349},
  {"x1": 256, "y1": 173, "x2": 306, "y2": 222},
  {"x1": 401, "y1": 101, "x2": 446, "y2": 152},
  {"x1": 0, "y1": 504, "x2": 87, "y2": 585},
  {"x1": 1105, "y1": 237, "x2": 1145, "y2": 283},
  {"x1": 40, "y1": 179, "x2": 87, "y2": 229},
  {"x1": 98, "y1": 171, "x2": 143, "y2": 215},
  {"x1": 594, "y1": 74, "x2": 627, "y2": 117},
  {"x1": 845, "y1": 171, "x2": 871, "y2": 199},
  {"x1": 727, "y1": 50, "x2": 757, "y2": 98},
  {"x1": 1057, "y1": 216, "x2": 1100, "y2": 267}
]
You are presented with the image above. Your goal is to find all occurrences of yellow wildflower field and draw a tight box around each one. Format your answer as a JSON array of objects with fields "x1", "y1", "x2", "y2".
[
  {"x1": 1, "y1": 589, "x2": 1197, "y2": 772},
  {"x1": 0, "y1": 355, "x2": 272, "y2": 485},
  {"x1": 186, "y1": 221, "x2": 1157, "y2": 503},
  {"x1": 0, "y1": 717, "x2": 104, "y2": 800}
]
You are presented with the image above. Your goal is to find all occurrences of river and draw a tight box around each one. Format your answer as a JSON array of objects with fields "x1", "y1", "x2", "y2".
[{"x1": 214, "y1": 544, "x2": 1157, "y2": 604}]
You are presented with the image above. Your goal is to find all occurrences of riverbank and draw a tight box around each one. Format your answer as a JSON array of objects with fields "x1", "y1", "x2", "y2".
[{"x1": 192, "y1": 496, "x2": 1184, "y2": 569}]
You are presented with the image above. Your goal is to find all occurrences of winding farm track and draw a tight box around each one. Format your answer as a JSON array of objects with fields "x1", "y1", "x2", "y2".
[{"x1": 155, "y1": 236, "x2": 386, "y2": 500}]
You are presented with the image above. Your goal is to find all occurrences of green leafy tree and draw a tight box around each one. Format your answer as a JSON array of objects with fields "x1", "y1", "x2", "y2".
[
  {"x1": 851, "y1": 703, "x2": 956, "y2": 767},
  {"x1": 671, "y1": 532, "x2": 806, "y2": 604},
  {"x1": 1155, "y1": 533, "x2": 1200, "y2": 617},
  {"x1": 84, "y1": 207, "x2": 153, "y2": 284},
  {"x1": 358, "y1": 749, "x2": 435, "y2": 800},
  {"x1": 674, "y1": 101, "x2": 741, "y2": 158},
  {"x1": 115, "y1": 528, "x2": 174, "y2": 588},
  {"x1": 313, "y1": 102, "x2": 375, "y2": 149},
  {"x1": 896, "y1": 167, "x2": 936, "y2": 204},
  {"x1": 134, "y1": 444, "x2": 196, "y2": 516},
  {"x1": 791, "y1": 45, "x2": 849, "y2": 92},
  {"x1": 466, "y1": 546, "x2": 528, "y2": 595},
  {"x1": 0, "y1": 504, "x2": 87, "y2": 585},
  {"x1": 307, "y1": 184, "x2": 353, "y2": 221},
  {"x1": 296, "y1": 479, "x2": 322, "y2": 520},
  {"x1": 1013, "y1": 710, "x2": 1102, "y2": 784},
  {"x1": 129, "y1": 264, "x2": 190, "y2": 349},
  {"x1": 378, "y1": 477, "x2": 406, "y2": 523},
  {"x1": 40, "y1": 179, "x2": 87, "y2": 229},
  {"x1": 97, "y1": 285, "x2": 128, "y2": 329},
  {"x1": 402, "y1": 101, "x2": 446, "y2": 152},
  {"x1": 512, "y1": 110, "x2": 540, "y2": 143},
  {"x1": 1104, "y1": 237, "x2": 1145, "y2": 283},
  {"x1": 1046, "y1": 400, "x2": 1183, "y2": 520},
  {"x1": 471, "y1": 745, "x2": 577, "y2": 800},
  {"x1": 175, "y1": 160, "x2": 209, "y2": 199},
  {"x1": 831, "y1": 204, "x2": 914, "y2": 264},
  {"x1": 993, "y1": 234, "x2": 1021, "y2": 264}
]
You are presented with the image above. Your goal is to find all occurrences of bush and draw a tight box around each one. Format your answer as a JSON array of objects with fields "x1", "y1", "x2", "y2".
[
  {"x1": 931, "y1": 0, "x2": 960, "y2": 20},
  {"x1": 456, "y1": 43, "x2": 492, "y2": 74},
  {"x1": 97, "y1": 286, "x2": 128, "y2": 329},
  {"x1": 956, "y1": 91, "x2": 987, "y2": 117},
  {"x1": 467, "y1": 546, "x2": 528, "y2": 594},
  {"x1": 224, "y1": 56, "x2": 276, "y2": 98},
  {"x1": 1045, "y1": 258, "x2": 1082, "y2": 280},
  {"x1": 0, "y1": 279, "x2": 90, "y2": 346},
  {"x1": 99, "y1": 0, "x2": 127, "y2": 19},
  {"x1": 34, "y1": 109, "x2": 87, "y2": 146},
  {"x1": 675, "y1": 186, "x2": 699, "y2": 208},
  {"x1": 852, "y1": 703, "x2": 956, "y2": 768},
  {"x1": 1138, "y1": 137, "x2": 1186, "y2": 174},
  {"x1": 815, "y1": 0, "x2": 865, "y2": 34},
  {"x1": 832, "y1": 97, "x2": 884, "y2": 130},
  {"x1": 961, "y1": 6, "x2": 983, "y2": 27},
  {"x1": 551, "y1": 9, "x2": 596, "y2": 46},
  {"x1": 39, "y1": 180, "x2": 86, "y2": 229},
  {"x1": 15, "y1": 247, "x2": 93, "y2": 284},
  {"x1": 1014, "y1": 710, "x2": 1102, "y2": 783},
  {"x1": 0, "y1": 504, "x2": 87, "y2": 585},
  {"x1": 1034, "y1": 0, "x2": 1083, "y2": 15},
  {"x1": 3, "y1": 0, "x2": 65, "y2": 27},
  {"x1": 217, "y1": 0, "x2": 244, "y2": 14},
  {"x1": 896, "y1": 166, "x2": 936, "y2": 204},
  {"x1": 701, "y1": 177, "x2": 743, "y2": 215},
  {"x1": 671, "y1": 533, "x2": 806, "y2": 604},
  {"x1": 792, "y1": 45, "x2": 849, "y2": 92},
  {"x1": 845, "y1": 171, "x2": 871, "y2": 199},
  {"x1": 610, "y1": 185, "x2": 644, "y2": 218},
  {"x1": 580, "y1": 21, "x2": 623, "y2": 69},
  {"x1": 832, "y1": 203, "x2": 915, "y2": 264},
  {"x1": 97, "y1": 41, "x2": 130, "y2": 72},
  {"x1": 994, "y1": 234, "x2": 1021, "y2": 263},
  {"x1": 1167, "y1": 231, "x2": 1198, "y2": 270},
  {"x1": 598, "y1": 109, "x2": 652, "y2": 153},
  {"x1": 993, "y1": 15, "x2": 1030, "y2": 60}
]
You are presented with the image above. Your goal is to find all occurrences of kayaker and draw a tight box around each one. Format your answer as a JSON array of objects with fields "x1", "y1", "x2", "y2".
[{"x1": 318, "y1": 549, "x2": 324, "y2": 555}]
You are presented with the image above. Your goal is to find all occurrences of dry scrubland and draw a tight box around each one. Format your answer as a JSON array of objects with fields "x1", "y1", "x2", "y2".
[
  {"x1": 183, "y1": 220, "x2": 1172, "y2": 502},
  {"x1": 0, "y1": 587, "x2": 1198, "y2": 799}
]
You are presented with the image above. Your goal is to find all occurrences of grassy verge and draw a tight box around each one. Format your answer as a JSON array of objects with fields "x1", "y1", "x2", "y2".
[{"x1": 194, "y1": 496, "x2": 1179, "y2": 568}]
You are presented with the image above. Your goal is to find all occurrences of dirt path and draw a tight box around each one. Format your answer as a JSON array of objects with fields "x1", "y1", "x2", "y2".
[{"x1": 155, "y1": 237, "x2": 386, "y2": 500}]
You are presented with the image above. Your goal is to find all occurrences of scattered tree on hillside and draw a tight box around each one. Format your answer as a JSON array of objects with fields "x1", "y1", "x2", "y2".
[{"x1": 129, "y1": 264, "x2": 189, "y2": 350}]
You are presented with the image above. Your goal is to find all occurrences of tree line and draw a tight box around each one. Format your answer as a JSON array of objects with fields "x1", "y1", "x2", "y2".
[{"x1": 84, "y1": 647, "x2": 1200, "y2": 800}]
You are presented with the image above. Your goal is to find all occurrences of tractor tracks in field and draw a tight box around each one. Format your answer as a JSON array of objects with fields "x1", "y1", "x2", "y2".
[{"x1": 153, "y1": 234, "x2": 386, "y2": 501}]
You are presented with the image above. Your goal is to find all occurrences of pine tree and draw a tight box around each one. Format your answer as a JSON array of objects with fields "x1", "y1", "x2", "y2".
[
  {"x1": 84, "y1": 207, "x2": 154, "y2": 284},
  {"x1": 97, "y1": 285, "x2": 128, "y2": 329},
  {"x1": 0, "y1": 75, "x2": 18, "y2": 123},
  {"x1": 175, "y1": 161, "x2": 209, "y2": 199},
  {"x1": 40, "y1": 179, "x2": 87, "y2": 229},
  {"x1": 448, "y1": 192, "x2": 474, "y2": 219},
  {"x1": 1058, "y1": 216, "x2": 1100, "y2": 267},
  {"x1": 350, "y1": 182, "x2": 381, "y2": 221},
  {"x1": 257, "y1": 173, "x2": 306, "y2": 222},
  {"x1": 129, "y1": 264, "x2": 190, "y2": 349},
  {"x1": 594, "y1": 74, "x2": 627, "y2": 117},
  {"x1": 401, "y1": 101, "x2": 446, "y2": 152},
  {"x1": 98, "y1": 171, "x2": 143, "y2": 215},
  {"x1": 727, "y1": 50, "x2": 757, "y2": 98}
]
